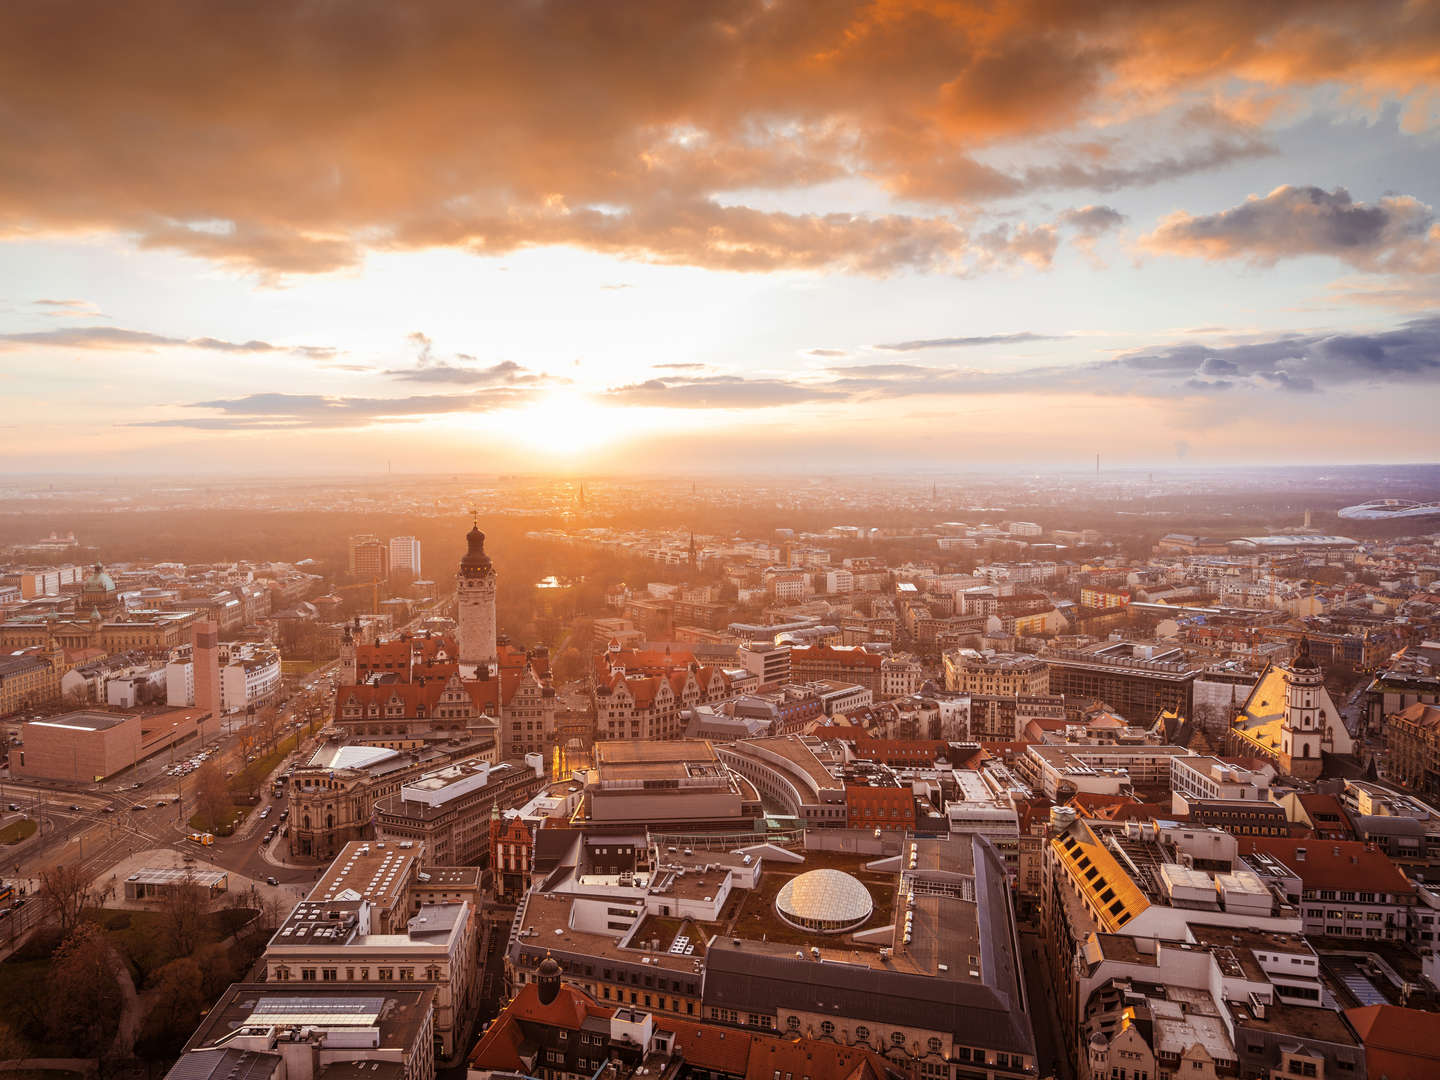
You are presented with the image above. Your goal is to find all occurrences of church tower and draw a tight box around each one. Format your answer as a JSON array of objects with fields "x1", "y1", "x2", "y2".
[
  {"x1": 338, "y1": 620, "x2": 358, "y2": 686},
  {"x1": 457, "y1": 518, "x2": 498, "y2": 678},
  {"x1": 1280, "y1": 636, "x2": 1325, "y2": 779}
]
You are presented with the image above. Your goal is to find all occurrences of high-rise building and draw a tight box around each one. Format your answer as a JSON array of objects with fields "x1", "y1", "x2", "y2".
[
  {"x1": 348, "y1": 533, "x2": 390, "y2": 580},
  {"x1": 457, "y1": 521, "x2": 498, "y2": 678},
  {"x1": 390, "y1": 535, "x2": 422, "y2": 577},
  {"x1": 192, "y1": 619, "x2": 222, "y2": 720}
]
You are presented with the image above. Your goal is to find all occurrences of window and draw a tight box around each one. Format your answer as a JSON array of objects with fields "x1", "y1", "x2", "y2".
[
  {"x1": 301, "y1": 969, "x2": 316, "y2": 981},
  {"x1": 892, "y1": 1032, "x2": 906, "y2": 1047},
  {"x1": 928, "y1": 1038, "x2": 943, "y2": 1054},
  {"x1": 821, "y1": 1022, "x2": 834, "y2": 1036},
  {"x1": 377, "y1": 967, "x2": 393, "y2": 980},
  {"x1": 321, "y1": 968, "x2": 337, "y2": 981},
  {"x1": 856, "y1": 1027, "x2": 869, "y2": 1041}
]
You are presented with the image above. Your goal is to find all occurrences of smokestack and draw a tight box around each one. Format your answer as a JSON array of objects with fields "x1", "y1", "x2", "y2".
[{"x1": 1096, "y1": 452, "x2": 1100, "y2": 475}]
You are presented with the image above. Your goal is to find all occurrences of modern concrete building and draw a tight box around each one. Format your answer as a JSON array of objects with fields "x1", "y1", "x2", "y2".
[
  {"x1": 264, "y1": 897, "x2": 474, "y2": 1062},
  {"x1": 177, "y1": 983, "x2": 436, "y2": 1080},
  {"x1": 583, "y1": 739, "x2": 763, "y2": 832},
  {"x1": 389, "y1": 536, "x2": 422, "y2": 578},
  {"x1": 373, "y1": 756, "x2": 548, "y2": 866},
  {"x1": 11, "y1": 705, "x2": 215, "y2": 781}
]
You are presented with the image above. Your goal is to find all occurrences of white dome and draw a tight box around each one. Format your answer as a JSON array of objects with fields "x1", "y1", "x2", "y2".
[{"x1": 775, "y1": 868, "x2": 873, "y2": 933}]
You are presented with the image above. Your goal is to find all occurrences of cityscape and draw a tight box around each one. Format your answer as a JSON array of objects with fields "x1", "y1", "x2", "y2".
[{"x1": 4, "y1": 5, "x2": 1440, "y2": 1080}]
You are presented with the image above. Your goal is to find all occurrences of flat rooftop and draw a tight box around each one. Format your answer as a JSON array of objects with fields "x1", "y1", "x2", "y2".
[
  {"x1": 596, "y1": 740, "x2": 719, "y2": 766},
  {"x1": 308, "y1": 841, "x2": 416, "y2": 908},
  {"x1": 740, "y1": 736, "x2": 844, "y2": 792},
  {"x1": 418, "y1": 866, "x2": 482, "y2": 887},
  {"x1": 30, "y1": 710, "x2": 127, "y2": 732},
  {"x1": 184, "y1": 983, "x2": 436, "y2": 1053}
]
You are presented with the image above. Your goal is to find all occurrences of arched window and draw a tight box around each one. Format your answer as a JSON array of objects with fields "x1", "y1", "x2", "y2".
[
  {"x1": 891, "y1": 1032, "x2": 905, "y2": 1047},
  {"x1": 820, "y1": 1021, "x2": 834, "y2": 1036},
  {"x1": 855, "y1": 1026, "x2": 869, "y2": 1042},
  {"x1": 927, "y1": 1038, "x2": 942, "y2": 1054},
  {"x1": 787, "y1": 1016, "x2": 800, "y2": 1031}
]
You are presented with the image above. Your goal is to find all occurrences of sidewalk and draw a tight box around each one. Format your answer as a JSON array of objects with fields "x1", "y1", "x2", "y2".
[{"x1": 93, "y1": 846, "x2": 299, "y2": 912}]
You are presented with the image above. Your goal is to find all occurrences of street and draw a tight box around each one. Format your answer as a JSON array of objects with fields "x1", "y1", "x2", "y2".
[
  {"x1": 1020, "y1": 928, "x2": 1072, "y2": 1080},
  {"x1": 0, "y1": 659, "x2": 340, "y2": 950}
]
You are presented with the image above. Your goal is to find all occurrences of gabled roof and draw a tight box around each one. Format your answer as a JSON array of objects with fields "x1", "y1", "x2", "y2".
[
  {"x1": 1344, "y1": 1005, "x2": 1440, "y2": 1080},
  {"x1": 1236, "y1": 837, "x2": 1414, "y2": 896}
]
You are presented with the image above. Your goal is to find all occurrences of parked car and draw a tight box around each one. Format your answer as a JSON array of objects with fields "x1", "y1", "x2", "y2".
[
  {"x1": 265, "y1": 876, "x2": 279, "y2": 886},
  {"x1": 69, "y1": 804, "x2": 82, "y2": 810}
]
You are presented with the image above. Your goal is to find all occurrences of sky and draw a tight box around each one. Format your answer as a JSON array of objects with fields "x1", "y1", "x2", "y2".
[{"x1": 1, "y1": 1, "x2": 1439, "y2": 475}]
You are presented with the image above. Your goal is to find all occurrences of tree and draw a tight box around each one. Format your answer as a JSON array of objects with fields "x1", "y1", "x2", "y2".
[
  {"x1": 156, "y1": 870, "x2": 210, "y2": 957},
  {"x1": 191, "y1": 760, "x2": 231, "y2": 833},
  {"x1": 552, "y1": 646, "x2": 586, "y2": 684},
  {"x1": 37, "y1": 861, "x2": 94, "y2": 934},
  {"x1": 135, "y1": 956, "x2": 205, "y2": 1061},
  {"x1": 46, "y1": 923, "x2": 123, "y2": 1057}
]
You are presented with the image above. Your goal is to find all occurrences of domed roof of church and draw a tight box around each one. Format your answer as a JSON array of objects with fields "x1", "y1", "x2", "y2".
[{"x1": 83, "y1": 564, "x2": 115, "y2": 593}]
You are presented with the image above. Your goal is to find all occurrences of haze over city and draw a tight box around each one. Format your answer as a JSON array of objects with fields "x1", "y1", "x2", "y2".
[{"x1": 2, "y1": 3, "x2": 1439, "y2": 472}]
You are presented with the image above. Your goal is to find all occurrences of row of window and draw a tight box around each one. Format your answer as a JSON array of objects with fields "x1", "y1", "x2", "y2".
[{"x1": 281, "y1": 964, "x2": 441, "y2": 982}]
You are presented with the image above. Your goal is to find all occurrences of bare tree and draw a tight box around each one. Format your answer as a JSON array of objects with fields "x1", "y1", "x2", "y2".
[
  {"x1": 192, "y1": 760, "x2": 231, "y2": 833},
  {"x1": 156, "y1": 870, "x2": 209, "y2": 957},
  {"x1": 46, "y1": 923, "x2": 124, "y2": 1057},
  {"x1": 38, "y1": 861, "x2": 95, "y2": 934}
]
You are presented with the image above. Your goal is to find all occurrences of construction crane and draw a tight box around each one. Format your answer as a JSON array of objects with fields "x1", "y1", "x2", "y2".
[{"x1": 337, "y1": 578, "x2": 383, "y2": 614}]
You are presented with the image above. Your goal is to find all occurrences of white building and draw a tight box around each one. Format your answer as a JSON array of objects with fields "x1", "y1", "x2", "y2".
[
  {"x1": 825, "y1": 568, "x2": 854, "y2": 594},
  {"x1": 219, "y1": 642, "x2": 282, "y2": 713},
  {"x1": 166, "y1": 655, "x2": 194, "y2": 706},
  {"x1": 390, "y1": 535, "x2": 423, "y2": 577}
]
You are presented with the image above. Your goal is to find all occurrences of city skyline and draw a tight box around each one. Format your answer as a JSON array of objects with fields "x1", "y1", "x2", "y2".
[{"x1": 2, "y1": 2, "x2": 1439, "y2": 474}]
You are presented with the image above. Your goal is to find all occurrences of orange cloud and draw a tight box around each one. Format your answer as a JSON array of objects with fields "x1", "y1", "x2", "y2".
[{"x1": 0, "y1": 1, "x2": 1434, "y2": 275}]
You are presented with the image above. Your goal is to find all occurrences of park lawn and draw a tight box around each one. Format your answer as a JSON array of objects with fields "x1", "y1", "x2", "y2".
[{"x1": 0, "y1": 818, "x2": 38, "y2": 844}]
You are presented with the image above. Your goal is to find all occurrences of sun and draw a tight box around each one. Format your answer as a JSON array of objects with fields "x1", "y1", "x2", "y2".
[{"x1": 495, "y1": 389, "x2": 617, "y2": 456}]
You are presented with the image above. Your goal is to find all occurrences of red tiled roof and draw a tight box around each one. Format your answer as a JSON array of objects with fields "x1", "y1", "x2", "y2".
[
  {"x1": 1344, "y1": 1005, "x2": 1440, "y2": 1080},
  {"x1": 471, "y1": 982, "x2": 890, "y2": 1080},
  {"x1": 1237, "y1": 837, "x2": 1415, "y2": 895}
]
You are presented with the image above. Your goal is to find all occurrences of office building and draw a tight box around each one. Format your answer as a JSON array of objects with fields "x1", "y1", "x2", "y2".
[
  {"x1": 349, "y1": 534, "x2": 391, "y2": 581},
  {"x1": 389, "y1": 536, "x2": 422, "y2": 578},
  {"x1": 1042, "y1": 642, "x2": 1199, "y2": 725},
  {"x1": 11, "y1": 706, "x2": 215, "y2": 781}
]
